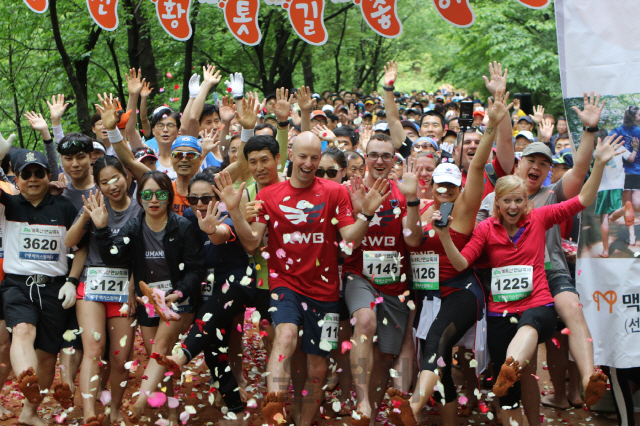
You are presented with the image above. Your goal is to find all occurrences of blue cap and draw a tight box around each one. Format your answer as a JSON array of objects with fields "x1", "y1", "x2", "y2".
[
  {"x1": 414, "y1": 136, "x2": 439, "y2": 151},
  {"x1": 553, "y1": 148, "x2": 574, "y2": 168},
  {"x1": 171, "y1": 136, "x2": 201, "y2": 153}
]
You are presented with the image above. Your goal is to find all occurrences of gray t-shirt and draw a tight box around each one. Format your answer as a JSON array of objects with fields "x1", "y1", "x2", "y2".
[
  {"x1": 142, "y1": 220, "x2": 171, "y2": 284},
  {"x1": 477, "y1": 179, "x2": 570, "y2": 279},
  {"x1": 61, "y1": 183, "x2": 96, "y2": 212},
  {"x1": 78, "y1": 198, "x2": 141, "y2": 282}
]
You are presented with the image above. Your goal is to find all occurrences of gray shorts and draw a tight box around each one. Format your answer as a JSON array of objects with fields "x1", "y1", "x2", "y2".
[{"x1": 344, "y1": 273, "x2": 410, "y2": 355}]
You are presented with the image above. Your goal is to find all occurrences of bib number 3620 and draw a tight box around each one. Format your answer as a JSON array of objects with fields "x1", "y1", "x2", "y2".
[
  {"x1": 491, "y1": 265, "x2": 533, "y2": 302},
  {"x1": 19, "y1": 225, "x2": 61, "y2": 261}
]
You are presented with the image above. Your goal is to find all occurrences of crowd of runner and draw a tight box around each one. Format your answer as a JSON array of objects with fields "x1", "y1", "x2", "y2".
[{"x1": 0, "y1": 60, "x2": 627, "y2": 426}]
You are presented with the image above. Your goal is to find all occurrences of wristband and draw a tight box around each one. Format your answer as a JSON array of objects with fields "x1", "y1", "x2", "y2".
[
  {"x1": 358, "y1": 213, "x2": 374, "y2": 222},
  {"x1": 241, "y1": 127, "x2": 255, "y2": 143},
  {"x1": 277, "y1": 120, "x2": 289, "y2": 128},
  {"x1": 43, "y1": 138, "x2": 53, "y2": 145},
  {"x1": 383, "y1": 86, "x2": 395, "y2": 92},
  {"x1": 407, "y1": 199, "x2": 420, "y2": 207},
  {"x1": 234, "y1": 95, "x2": 244, "y2": 101},
  {"x1": 65, "y1": 277, "x2": 79, "y2": 286},
  {"x1": 583, "y1": 126, "x2": 599, "y2": 133},
  {"x1": 107, "y1": 128, "x2": 123, "y2": 143},
  {"x1": 206, "y1": 226, "x2": 218, "y2": 236}
]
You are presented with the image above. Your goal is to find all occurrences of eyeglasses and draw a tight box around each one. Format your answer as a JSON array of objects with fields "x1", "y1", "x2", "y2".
[
  {"x1": 135, "y1": 148, "x2": 157, "y2": 159},
  {"x1": 367, "y1": 153, "x2": 394, "y2": 162},
  {"x1": 187, "y1": 195, "x2": 215, "y2": 206},
  {"x1": 395, "y1": 158, "x2": 404, "y2": 165},
  {"x1": 155, "y1": 123, "x2": 177, "y2": 130},
  {"x1": 140, "y1": 190, "x2": 169, "y2": 201},
  {"x1": 315, "y1": 168, "x2": 339, "y2": 179},
  {"x1": 60, "y1": 140, "x2": 92, "y2": 152},
  {"x1": 20, "y1": 168, "x2": 47, "y2": 180},
  {"x1": 171, "y1": 151, "x2": 201, "y2": 160},
  {"x1": 413, "y1": 143, "x2": 435, "y2": 151}
]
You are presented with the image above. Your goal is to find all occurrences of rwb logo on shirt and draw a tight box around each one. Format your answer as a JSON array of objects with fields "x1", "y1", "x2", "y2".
[{"x1": 278, "y1": 201, "x2": 325, "y2": 224}]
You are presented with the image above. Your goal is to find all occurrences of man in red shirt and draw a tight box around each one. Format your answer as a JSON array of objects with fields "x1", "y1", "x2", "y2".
[
  {"x1": 214, "y1": 132, "x2": 389, "y2": 426},
  {"x1": 342, "y1": 133, "x2": 423, "y2": 425}
]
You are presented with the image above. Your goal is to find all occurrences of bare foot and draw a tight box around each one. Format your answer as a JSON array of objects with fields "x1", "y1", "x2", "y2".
[
  {"x1": 598, "y1": 251, "x2": 609, "y2": 258},
  {"x1": 336, "y1": 397, "x2": 353, "y2": 417},
  {"x1": 541, "y1": 393, "x2": 571, "y2": 410},
  {"x1": 584, "y1": 372, "x2": 608, "y2": 407},
  {"x1": 85, "y1": 414, "x2": 104, "y2": 426},
  {"x1": 17, "y1": 407, "x2": 46, "y2": 426},
  {"x1": 386, "y1": 388, "x2": 417, "y2": 426},
  {"x1": 260, "y1": 391, "x2": 286, "y2": 425},
  {"x1": 168, "y1": 406, "x2": 179, "y2": 425},
  {"x1": 53, "y1": 382, "x2": 74, "y2": 409},
  {"x1": 350, "y1": 411, "x2": 371, "y2": 426},
  {"x1": 122, "y1": 400, "x2": 140, "y2": 424},
  {"x1": 18, "y1": 368, "x2": 42, "y2": 405},
  {"x1": 109, "y1": 407, "x2": 124, "y2": 426},
  {"x1": 150, "y1": 352, "x2": 180, "y2": 371},
  {"x1": 326, "y1": 370, "x2": 339, "y2": 391},
  {"x1": 493, "y1": 357, "x2": 522, "y2": 397}
]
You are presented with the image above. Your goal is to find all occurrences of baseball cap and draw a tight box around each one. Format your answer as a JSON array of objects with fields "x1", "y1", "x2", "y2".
[
  {"x1": 400, "y1": 120, "x2": 419, "y2": 133},
  {"x1": 265, "y1": 94, "x2": 277, "y2": 102},
  {"x1": 521, "y1": 142, "x2": 553, "y2": 163},
  {"x1": 553, "y1": 148, "x2": 574, "y2": 168},
  {"x1": 517, "y1": 115, "x2": 534, "y2": 125},
  {"x1": 362, "y1": 111, "x2": 373, "y2": 118},
  {"x1": 12, "y1": 149, "x2": 49, "y2": 173},
  {"x1": 135, "y1": 148, "x2": 159, "y2": 163},
  {"x1": 171, "y1": 135, "x2": 202, "y2": 153},
  {"x1": 473, "y1": 110, "x2": 485, "y2": 117},
  {"x1": 321, "y1": 105, "x2": 334, "y2": 113},
  {"x1": 365, "y1": 100, "x2": 374, "y2": 105},
  {"x1": 432, "y1": 163, "x2": 462, "y2": 186},
  {"x1": 311, "y1": 93, "x2": 321, "y2": 99},
  {"x1": 444, "y1": 129, "x2": 458, "y2": 140},
  {"x1": 373, "y1": 122, "x2": 389, "y2": 133},
  {"x1": 413, "y1": 137, "x2": 439, "y2": 152},
  {"x1": 310, "y1": 110, "x2": 327, "y2": 120},
  {"x1": 92, "y1": 142, "x2": 106, "y2": 154},
  {"x1": 264, "y1": 113, "x2": 277, "y2": 122},
  {"x1": 435, "y1": 95, "x2": 445, "y2": 102},
  {"x1": 515, "y1": 130, "x2": 535, "y2": 142}
]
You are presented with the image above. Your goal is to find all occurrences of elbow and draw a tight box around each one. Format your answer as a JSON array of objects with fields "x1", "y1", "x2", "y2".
[{"x1": 404, "y1": 235, "x2": 422, "y2": 248}]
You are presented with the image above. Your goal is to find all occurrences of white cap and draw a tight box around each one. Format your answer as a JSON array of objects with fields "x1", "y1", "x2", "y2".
[
  {"x1": 373, "y1": 122, "x2": 389, "y2": 132},
  {"x1": 322, "y1": 105, "x2": 334, "y2": 113},
  {"x1": 515, "y1": 130, "x2": 535, "y2": 142},
  {"x1": 432, "y1": 163, "x2": 463, "y2": 186}
]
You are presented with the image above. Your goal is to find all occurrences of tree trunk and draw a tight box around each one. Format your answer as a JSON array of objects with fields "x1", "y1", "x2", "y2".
[
  {"x1": 125, "y1": 0, "x2": 159, "y2": 100},
  {"x1": 181, "y1": 2, "x2": 199, "y2": 112},
  {"x1": 301, "y1": 50, "x2": 314, "y2": 92},
  {"x1": 107, "y1": 39, "x2": 126, "y2": 102}
]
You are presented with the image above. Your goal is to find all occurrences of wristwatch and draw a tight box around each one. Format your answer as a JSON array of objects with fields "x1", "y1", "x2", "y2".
[
  {"x1": 407, "y1": 200, "x2": 420, "y2": 207},
  {"x1": 383, "y1": 86, "x2": 395, "y2": 92},
  {"x1": 583, "y1": 126, "x2": 599, "y2": 133},
  {"x1": 65, "y1": 277, "x2": 79, "y2": 286}
]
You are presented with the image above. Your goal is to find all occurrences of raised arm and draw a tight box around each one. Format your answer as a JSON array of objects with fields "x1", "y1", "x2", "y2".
[
  {"x1": 562, "y1": 91, "x2": 605, "y2": 198},
  {"x1": 218, "y1": 95, "x2": 237, "y2": 154},
  {"x1": 297, "y1": 86, "x2": 313, "y2": 133},
  {"x1": 222, "y1": 93, "x2": 260, "y2": 182},
  {"x1": 383, "y1": 61, "x2": 405, "y2": 150},
  {"x1": 140, "y1": 81, "x2": 153, "y2": 137},
  {"x1": 124, "y1": 68, "x2": 147, "y2": 150},
  {"x1": 47, "y1": 94, "x2": 69, "y2": 143},
  {"x1": 24, "y1": 111, "x2": 59, "y2": 180},
  {"x1": 431, "y1": 214, "x2": 470, "y2": 271},
  {"x1": 395, "y1": 158, "x2": 422, "y2": 246},
  {"x1": 579, "y1": 135, "x2": 625, "y2": 207},
  {"x1": 274, "y1": 87, "x2": 294, "y2": 170},
  {"x1": 187, "y1": 65, "x2": 222, "y2": 138},
  {"x1": 338, "y1": 178, "x2": 390, "y2": 249},
  {"x1": 482, "y1": 61, "x2": 514, "y2": 174}
]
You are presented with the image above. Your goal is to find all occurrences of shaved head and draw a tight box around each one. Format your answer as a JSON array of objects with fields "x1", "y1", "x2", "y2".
[
  {"x1": 290, "y1": 131, "x2": 322, "y2": 188},
  {"x1": 292, "y1": 131, "x2": 322, "y2": 156}
]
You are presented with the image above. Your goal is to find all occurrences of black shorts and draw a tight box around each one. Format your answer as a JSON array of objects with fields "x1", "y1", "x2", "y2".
[
  {"x1": 1, "y1": 274, "x2": 71, "y2": 354},
  {"x1": 59, "y1": 308, "x2": 84, "y2": 351},
  {"x1": 624, "y1": 173, "x2": 640, "y2": 190},
  {"x1": 253, "y1": 289, "x2": 272, "y2": 324},
  {"x1": 337, "y1": 296, "x2": 350, "y2": 321},
  {"x1": 547, "y1": 273, "x2": 579, "y2": 298},
  {"x1": 270, "y1": 287, "x2": 339, "y2": 357}
]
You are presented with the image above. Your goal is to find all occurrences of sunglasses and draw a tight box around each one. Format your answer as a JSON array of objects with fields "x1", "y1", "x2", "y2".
[
  {"x1": 135, "y1": 148, "x2": 157, "y2": 159},
  {"x1": 171, "y1": 151, "x2": 201, "y2": 160},
  {"x1": 60, "y1": 140, "x2": 92, "y2": 152},
  {"x1": 315, "y1": 168, "x2": 339, "y2": 178},
  {"x1": 140, "y1": 190, "x2": 169, "y2": 201},
  {"x1": 186, "y1": 195, "x2": 215, "y2": 206},
  {"x1": 20, "y1": 168, "x2": 47, "y2": 180}
]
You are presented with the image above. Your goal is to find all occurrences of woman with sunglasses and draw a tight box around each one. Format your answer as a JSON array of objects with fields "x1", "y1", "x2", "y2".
[
  {"x1": 64, "y1": 156, "x2": 139, "y2": 425},
  {"x1": 387, "y1": 89, "x2": 512, "y2": 426},
  {"x1": 93, "y1": 171, "x2": 206, "y2": 424},
  {"x1": 318, "y1": 147, "x2": 347, "y2": 183},
  {"x1": 153, "y1": 171, "x2": 254, "y2": 414}
]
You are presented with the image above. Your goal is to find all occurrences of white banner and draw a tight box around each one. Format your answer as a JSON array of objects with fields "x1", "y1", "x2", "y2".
[{"x1": 558, "y1": 0, "x2": 640, "y2": 368}]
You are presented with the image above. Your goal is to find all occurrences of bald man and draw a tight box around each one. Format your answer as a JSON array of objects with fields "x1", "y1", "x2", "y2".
[{"x1": 215, "y1": 132, "x2": 389, "y2": 425}]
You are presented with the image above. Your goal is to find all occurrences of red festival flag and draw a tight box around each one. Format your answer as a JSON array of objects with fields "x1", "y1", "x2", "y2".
[
  {"x1": 357, "y1": 0, "x2": 403, "y2": 38},
  {"x1": 87, "y1": 0, "x2": 120, "y2": 31},
  {"x1": 432, "y1": 0, "x2": 475, "y2": 28},
  {"x1": 152, "y1": 0, "x2": 193, "y2": 41},
  {"x1": 219, "y1": 0, "x2": 262, "y2": 46},
  {"x1": 516, "y1": 0, "x2": 551, "y2": 8},
  {"x1": 23, "y1": 0, "x2": 48, "y2": 13},
  {"x1": 284, "y1": 0, "x2": 328, "y2": 46}
]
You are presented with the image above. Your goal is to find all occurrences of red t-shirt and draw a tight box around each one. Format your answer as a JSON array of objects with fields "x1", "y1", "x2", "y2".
[
  {"x1": 255, "y1": 178, "x2": 355, "y2": 302},
  {"x1": 460, "y1": 196, "x2": 585, "y2": 314},
  {"x1": 461, "y1": 157, "x2": 511, "y2": 200},
  {"x1": 342, "y1": 180, "x2": 409, "y2": 296}
]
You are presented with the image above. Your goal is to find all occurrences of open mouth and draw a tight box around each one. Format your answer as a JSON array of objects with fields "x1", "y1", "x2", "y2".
[
  {"x1": 507, "y1": 211, "x2": 519, "y2": 217},
  {"x1": 110, "y1": 190, "x2": 121, "y2": 198},
  {"x1": 300, "y1": 167, "x2": 313, "y2": 177},
  {"x1": 527, "y1": 172, "x2": 539, "y2": 182}
]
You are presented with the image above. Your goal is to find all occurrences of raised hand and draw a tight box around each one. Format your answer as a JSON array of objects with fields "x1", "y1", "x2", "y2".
[
  {"x1": 532, "y1": 105, "x2": 545, "y2": 125},
  {"x1": 482, "y1": 61, "x2": 508, "y2": 96},
  {"x1": 486, "y1": 87, "x2": 512, "y2": 124},
  {"x1": 218, "y1": 96, "x2": 236, "y2": 124},
  {"x1": 347, "y1": 174, "x2": 365, "y2": 214},
  {"x1": 572, "y1": 91, "x2": 605, "y2": 128},
  {"x1": 384, "y1": 61, "x2": 398, "y2": 87},
  {"x1": 347, "y1": 103, "x2": 356, "y2": 123},
  {"x1": 46, "y1": 94, "x2": 69, "y2": 127},
  {"x1": 394, "y1": 157, "x2": 418, "y2": 199},
  {"x1": 140, "y1": 81, "x2": 153, "y2": 98},
  {"x1": 359, "y1": 125, "x2": 373, "y2": 151},
  {"x1": 430, "y1": 209, "x2": 453, "y2": 234},
  {"x1": 199, "y1": 128, "x2": 220, "y2": 154},
  {"x1": 196, "y1": 200, "x2": 222, "y2": 234},
  {"x1": 202, "y1": 64, "x2": 221, "y2": 87},
  {"x1": 361, "y1": 178, "x2": 390, "y2": 216},
  {"x1": 595, "y1": 134, "x2": 625, "y2": 165},
  {"x1": 0, "y1": 132, "x2": 16, "y2": 160},
  {"x1": 213, "y1": 171, "x2": 245, "y2": 212},
  {"x1": 83, "y1": 191, "x2": 109, "y2": 228},
  {"x1": 188, "y1": 73, "x2": 201, "y2": 99},
  {"x1": 236, "y1": 93, "x2": 260, "y2": 130},
  {"x1": 296, "y1": 86, "x2": 314, "y2": 111},
  {"x1": 126, "y1": 68, "x2": 144, "y2": 96},
  {"x1": 539, "y1": 118, "x2": 555, "y2": 142},
  {"x1": 633, "y1": 137, "x2": 640, "y2": 151},
  {"x1": 312, "y1": 124, "x2": 336, "y2": 145},
  {"x1": 224, "y1": 73, "x2": 244, "y2": 98},
  {"x1": 274, "y1": 87, "x2": 294, "y2": 123},
  {"x1": 95, "y1": 93, "x2": 119, "y2": 131},
  {"x1": 24, "y1": 111, "x2": 49, "y2": 133},
  {"x1": 513, "y1": 97, "x2": 521, "y2": 111}
]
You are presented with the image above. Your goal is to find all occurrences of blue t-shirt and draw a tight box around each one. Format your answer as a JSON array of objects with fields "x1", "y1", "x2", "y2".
[
  {"x1": 145, "y1": 137, "x2": 158, "y2": 152},
  {"x1": 610, "y1": 126, "x2": 640, "y2": 174}
]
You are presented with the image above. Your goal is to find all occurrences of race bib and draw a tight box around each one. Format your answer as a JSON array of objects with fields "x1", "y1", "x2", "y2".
[
  {"x1": 491, "y1": 265, "x2": 533, "y2": 302},
  {"x1": 202, "y1": 269, "x2": 215, "y2": 300},
  {"x1": 544, "y1": 246, "x2": 552, "y2": 270},
  {"x1": 148, "y1": 280, "x2": 190, "y2": 315},
  {"x1": 19, "y1": 225, "x2": 61, "y2": 261},
  {"x1": 411, "y1": 253, "x2": 439, "y2": 290},
  {"x1": 85, "y1": 267, "x2": 129, "y2": 302},
  {"x1": 363, "y1": 251, "x2": 400, "y2": 285},
  {"x1": 320, "y1": 313, "x2": 340, "y2": 350}
]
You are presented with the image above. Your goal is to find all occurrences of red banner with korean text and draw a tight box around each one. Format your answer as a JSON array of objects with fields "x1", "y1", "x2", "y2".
[
  {"x1": 432, "y1": 0, "x2": 475, "y2": 28},
  {"x1": 219, "y1": 0, "x2": 262, "y2": 46},
  {"x1": 284, "y1": 0, "x2": 328, "y2": 46},
  {"x1": 152, "y1": 0, "x2": 193, "y2": 41},
  {"x1": 517, "y1": 0, "x2": 551, "y2": 9},
  {"x1": 23, "y1": 0, "x2": 48, "y2": 13},
  {"x1": 87, "y1": 0, "x2": 119, "y2": 31},
  {"x1": 356, "y1": 0, "x2": 402, "y2": 38}
]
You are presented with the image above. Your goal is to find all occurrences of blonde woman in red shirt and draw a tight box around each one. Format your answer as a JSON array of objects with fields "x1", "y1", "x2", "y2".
[{"x1": 431, "y1": 136, "x2": 622, "y2": 426}]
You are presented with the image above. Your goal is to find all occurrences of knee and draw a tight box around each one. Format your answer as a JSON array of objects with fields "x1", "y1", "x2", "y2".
[
  {"x1": 354, "y1": 310, "x2": 377, "y2": 336},
  {"x1": 82, "y1": 341, "x2": 106, "y2": 360},
  {"x1": 12, "y1": 323, "x2": 35, "y2": 342},
  {"x1": 275, "y1": 325, "x2": 298, "y2": 349},
  {"x1": 307, "y1": 358, "x2": 327, "y2": 378}
]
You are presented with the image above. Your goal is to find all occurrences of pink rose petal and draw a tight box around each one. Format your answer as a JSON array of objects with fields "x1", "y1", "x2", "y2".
[
  {"x1": 148, "y1": 391, "x2": 167, "y2": 408},
  {"x1": 99, "y1": 390, "x2": 111, "y2": 406},
  {"x1": 168, "y1": 396, "x2": 179, "y2": 409},
  {"x1": 341, "y1": 341, "x2": 352, "y2": 354},
  {"x1": 276, "y1": 248, "x2": 286, "y2": 258}
]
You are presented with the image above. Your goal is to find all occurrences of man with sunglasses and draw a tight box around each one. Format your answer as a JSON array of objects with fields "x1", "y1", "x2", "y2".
[
  {"x1": 342, "y1": 132, "x2": 422, "y2": 426},
  {"x1": 0, "y1": 149, "x2": 83, "y2": 426}
]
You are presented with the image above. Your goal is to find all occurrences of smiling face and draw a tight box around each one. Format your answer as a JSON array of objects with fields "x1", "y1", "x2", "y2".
[
  {"x1": 189, "y1": 180, "x2": 216, "y2": 218},
  {"x1": 318, "y1": 155, "x2": 344, "y2": 183},
  {"x1": 17, "y1": 164, "x2": 50, "y2": 201},
  {"x1": 98, "y1": 166, "x2": 128, "y2": 203},
  {"x1": 420, "y1": 115, "x2": 444, "y2": 141},
  {"x1": 455, "y1": 131, "x2": 480, "y2": 171},
  {"x1": 171, "y1": 146, "x2": 202, "y2": 178},
  {"x1": 61, "y1": 152, "x2": 92, "y2": 183},
  {"x1": 228, "y1": 138, "x2": 242, "y2": 164},
  {"x1": 433, "y1": 181, "x2": 461, "y2": 204},
  {"x1": 291, "y1": 133, "x2": 322, "y2": 187},
  {"x1": 517, "y1": 120, "x2": 533, "y2": 132},
  {"x1": 516, "y1": 153, "x2": 552, "y2": 195},
  {"x1": 365, "y1": 139, "x2": 395, "y2": 181},
  {"x1": 92, "y1": 120, "x2": 108, "y2": 142},
  {"x1": 153, "y1": 116, "x2": 179, "y2": 146},
  {"x1": 248, "y1": 149, "x2": 280, "y2": 187},
  {"x1": 346, "y1": 155, "x2": 365, "y2": 180},
  {"x1": 496, "y1": 188, "x2": 529, "y2": 227},
  {"x1": 416, "y1": 156, "x2": 436, "y2": 190},
  {"x1": 515, "y1": 136, "x2": 531, "y2": 153}
]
